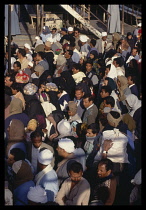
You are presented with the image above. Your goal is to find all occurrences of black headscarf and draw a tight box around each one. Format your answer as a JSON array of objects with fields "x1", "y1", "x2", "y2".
[
  {"x1": 90, "y1": 50, "x2": 99, "y2": 60},
  {"x1": 46, "y1": 91, "x2": 61, "y2": 111}
]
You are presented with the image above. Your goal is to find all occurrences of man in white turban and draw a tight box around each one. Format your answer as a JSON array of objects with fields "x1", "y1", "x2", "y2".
[
  {"x1": 56, "y1": 138, "x2": 86, "y2": 187},
  {"x1": 34, "y1": 149, "x2": 59, "y2": 202},
  {"x1": 27, "y1": 185, "x2": 48, "y2": 205}
]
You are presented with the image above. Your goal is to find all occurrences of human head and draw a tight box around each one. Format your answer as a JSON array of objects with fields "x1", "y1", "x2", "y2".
[
  {"x1": 17, "y1": 48, "x2": 26, "y2": 58},
  {"x1": 36, "y1": 51, "x2": 45, "y2": 61},
  {"x1": 61, "y1": 27, "x2": 67, "y2": 35},
  {"x1": 103, "y1": 96, "x2": 115, "y2": 109},
  {"x1": 57, "y1": 119, "x2": 72, "y2": 136},
  {"x1": 105, "y1": 64, "x2": 111, "y2": 75},
  {"x1": 75, "y1": 86, "x2": 85, "y2": 100},
  {"x1": 38, "y1": 149, "x2": 53, "y2": 166},
  {"x1": 51, "y1": 27, "x2": 57, "y2": 34},
  {"x1": 13, "y1": 61, "x2": 21, "y2": 72},
  {"x1": 68, "y1": 101, "x2": 77, "y2": 116},
  {"x1": 64, "y1": 50, "x2": 73, "y2": 59},
  {"x1": 103, "y1": 77, "x2": 116, "y2": 91},
  {"x1": 79, "y1": 35, "x2": 88, "y2": 45},
  {"x1": 113, "y1": 57, "x2": 124, "y2": 68},
  {"x1": 85, "y1": 61, "x2": 93, "y2": 72},
  {"x1": 72, "y1": 63, "x2": 81, "y2": 74},
  {"x1": 68, "y1": 27, "x2": 74, "y2": 34},
  {"x1": 56, "y1": 138, "x2": 75, "y2": 157},
  {"x1": 45, "y1": 40, "x2": 52, "y2": 51},
  {"x1": 86, "y1": 123, "x2": 99, "y2": 137},
  {"x1": 83, "y1": 94, "x2": 94, "y2": 108},
  {"x1": 67, "y1": 161, "x2": 83, "y2": 183},
  {"x1": 127, "y1": 75, "x2": 137, "y2": 86},
  {"x1": 7, "y1": 148, "x2": 25, "y2": 166},
  {"x1": 97, "y1": 158, "x2": 113, "y2": 178},
  {"x1": 131, "y1": 47, "x2": 139, "y2": 56},
  {"x1": 10, "y1": 82, "x2": 21, "y2": 95},
  {"x1": 117, "y1": 75, "x2": 128, "y2": 89},
  {"x1": 100, "y1": 85, "x2": 112, "y2": 98},
  {"x1": 90, "y1": 38, "x2": 96, "y2": 47},
  {"x1": 126, "y1": 32, "x2": 133, "y2": 40},
  {"x1": 101, "y1": 32, "x2": 107, "y2": 41},
  {"x1": 9, "y1": 98, "x2": 23, "y2": 116},
  {"x1": 26, "y1": 119, "x2": 38, "y2": 132},
  {"x1": 89, "y1": 50, "x2": 98, "y2": 60},
  {"x1": 24, "y1": 43, "x2": 31, "y2": 52},
  {"x1": 74, "y1": 28, "x2": 80, "y2": 37},
  {"x1": 107, "y1": 111, "x2": 122, "y2": 127},
  {"x1": 27, "y1": 185, "x2": 48, "y2": 205},
  {"x1": 30, "y1": 129, "x2": 43, "y2": 148},
  {"x1": 34, "y1": 65, "x2": 45, "y2": 77},
  {"x1": 5, "y1": 75, "x2": 15, "y2": 87}
]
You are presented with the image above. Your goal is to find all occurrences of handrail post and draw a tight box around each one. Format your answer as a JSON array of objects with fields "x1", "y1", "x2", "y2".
[{"x1": 8, "y1": 4, "x2": 11, "y2": 74}]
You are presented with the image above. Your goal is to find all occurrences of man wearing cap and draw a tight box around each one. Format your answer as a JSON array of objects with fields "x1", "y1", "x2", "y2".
[
  {"x1": 34, "y1": 149, "x2": 59, "y2": 202},
  {"x1": 67, "y1": 27, "x2": 75, "y2": 44},
  {"x1": 55, "y1": 138, "x2": 77, "y2": 187},
  {"x1": 24, "y1": 43, "x2": 33, "y2": 62},
  {"x1": 60, "y1": 28, "x2": 70, "y2": 45},
  {"x1": 95, "y1": 32, "x2": 111, "y2": 58},
  {"x1": 80, "y1": 35, "x2": 91, "y2": 58}
]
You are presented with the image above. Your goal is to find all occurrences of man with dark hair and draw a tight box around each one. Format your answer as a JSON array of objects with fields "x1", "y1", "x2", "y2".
[
  {"x1": 87, "y1": 38, "x2": 99, "y2": 58},
  {"x1": 60, "y1": 27, "x2": 70, "y2": 45},
  {"x1": 113, "y1": 56, "x2": 125, "y2": 76},
  {"x1": 55, "y1": 161, "x2": 90, "y2": 205},
  {"x1": 74, "y1": 28, "x2": 81, "y2": 51},
  {"x1": 36, "y1": 51, "x2": 49, "y2": 71},
  {"x1": 13, "y1": 61, "x2": 21, "y2": 74},
  {"x1": 127, "y1": 75, "x2": 139, "y2": 97},
  {"x1": 72, "y1": 63, "x2": 86, "y2": 84},
  {"x1": 64, "y1": 50, "x2": 74, "y2": 72},
  {"x1": 26, "y1": 129, "x2": 55, "y2": 175},
  {"x1": 17, "y1": 48, "x2": 29, "y2": 69},
  {"x1": 74, "y1": 86, "x2": 85, "y2": 118},
  {"x1": 90, "y1": 158, "x2": 117, "y2": 205},
  {"x1": 82, "y1": 94, "x2": 98, "y2": 125},
  {"x1": 4, "y1": 75, "x2": 16, "y2": 87},
  {"x1": 103, "y1": 96, "x2": 115, "y2": 112},
  {"x1": 85, "y1": 60, "x2": 99, "y2": 88}
]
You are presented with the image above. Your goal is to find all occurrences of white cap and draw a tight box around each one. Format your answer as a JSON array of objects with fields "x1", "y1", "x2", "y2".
[
  {"x1": 38, "y1": 149, "x2": 53, "y2": 165},
  {"x1": 24, "y1": 43, "x2": 31, "y2": 50},
  {"x1": 138, "y1": 22, "x2": 142, "y2": 27},
  {"x1": 28, "y1": 61, "x2": 33, "y2": 67},
  {"x1": 27, "y1": 185, "x2": 48, "y2": 203},
  {"x1": 35, "y1": 36, "x2": 40, "y2": 40},
  {"x1": 68, "y1": 27, "x2": 74, "y2": 32},
  {"x1": 79, "y1": 35, "x2": 88, "y2": 42},
  {"x1": 58, "y1": 138, "x2": 75, "y2": 153},
  {"x1": 101, "y1": 32, "x2": 107, "y2": 37}
]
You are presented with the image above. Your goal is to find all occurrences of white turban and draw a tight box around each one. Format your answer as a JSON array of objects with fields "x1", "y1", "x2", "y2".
[
  {"x1": 38, "y1": 149, "x2": 53, "y2": 165},
  {"x1": 57, "y1": 119, "x2": 71, "y2": 135},
  {"x1": 12, "y1": 160, "x2": 22, "y2": 174},
  {"x1": 79, "y1": 35, "x2": 88, "y2": 42},
  {"x1": 101, "y1": 32, "x2": 107, "y2": 37},
  {"x1": 28, "y1": 61, "x2": 33, "y2": 67},
  {"x1": 24, "y1": 43, "x2": 31, "y2": 50},
  {"x1": 27, "y1": 185, "x2": 48, "y2": 203},
  {"x1": 58, "y1": 138, "x2": 75, "y2": 153}
]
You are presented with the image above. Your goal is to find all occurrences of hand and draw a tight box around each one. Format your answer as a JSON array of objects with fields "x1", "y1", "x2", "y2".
[
  {"x1": 49, "y1": 132, "x2": 58, "y2": 141},
  {"x1": 103, "y1": 139, "x2": 113, "y2": 151}
]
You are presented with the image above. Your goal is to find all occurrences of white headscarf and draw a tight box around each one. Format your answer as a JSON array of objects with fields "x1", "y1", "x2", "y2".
[
  {"x1": 27, "y1": 185, "x2": 48, "y2": 203},
  {"x1": 58, "y1": 138, "x2": 75, "y2": 153},
  {"x1": 106, "y1": 62, "x2": 117, "y2": 80},
  {"x1": 126, "y1": 94, "x2": 141, "y2": 117}
]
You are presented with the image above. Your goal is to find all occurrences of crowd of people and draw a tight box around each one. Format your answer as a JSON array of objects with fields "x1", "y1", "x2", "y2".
[{"x1": 4, "y1": 23, "x2": 142, "y2": 205}]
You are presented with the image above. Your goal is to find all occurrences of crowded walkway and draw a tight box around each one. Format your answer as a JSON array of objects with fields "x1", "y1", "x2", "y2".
[{"x1": 4, "y1": 5, "x2": 142, "y2": 206}]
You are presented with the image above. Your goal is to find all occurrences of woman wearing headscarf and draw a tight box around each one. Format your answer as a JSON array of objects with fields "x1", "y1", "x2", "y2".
[
  {"x1": 88, "y1": 50, "x2": 99, "y2": 75},
  {"x1": 125, "y1": 32, "x2": 136, "y2": 52},
  {"x1": 60, "y1": 71, "x2": 76, "y2": 100},
  {"x1": 40, "y1": 26, "x2": 51, "y2": 43},
  {"x1": 12, "y1": 160, "x2": 35, "y2": 205},
  {"x1": 5, "y1": 98, "x2": 30, "y2": 140},
  {"x1": 125, "y1": 94, "x2": 141, "y2": 172},
  {"x1": 117, "y1": 36, "x2": 131, "y2": 62}
]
